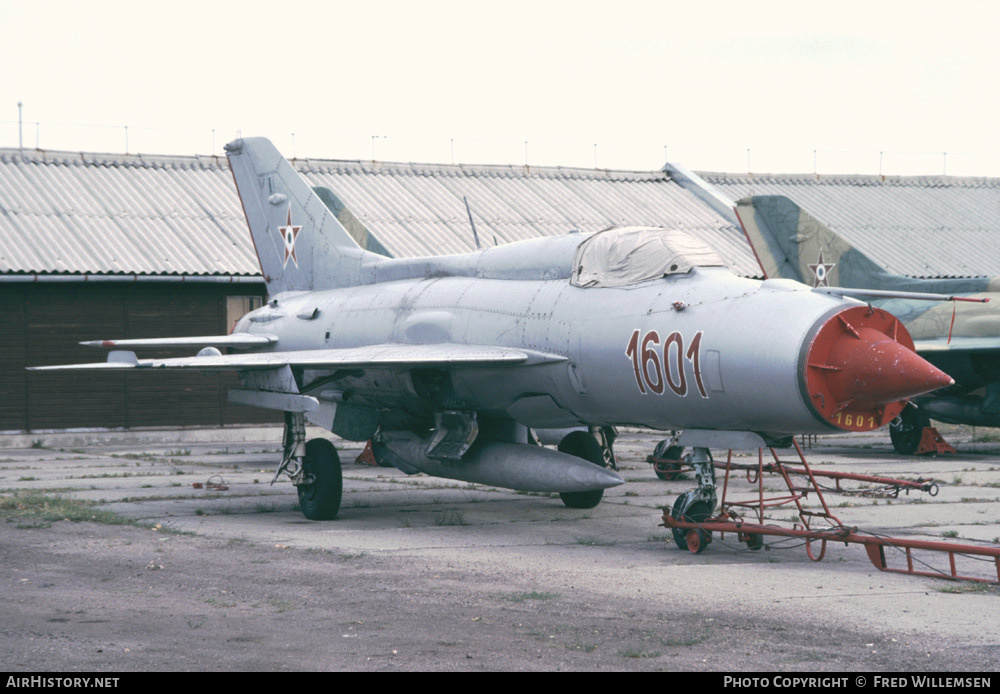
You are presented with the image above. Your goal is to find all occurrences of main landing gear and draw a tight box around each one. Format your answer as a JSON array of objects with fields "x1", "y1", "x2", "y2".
[
  {"x1": 274, "y1": 412, "x2": 343, "y2": 520},
  {"x1": 556, "y1": 427, "x2": 618, "y2": 509},
  {"x1": 557, "y1": 431, "x2": 603, "y2": 509},
  {"x1": 889, "y1": 404, "x2": 955, "y2": 456},
  {"x1": 889, "y1": 404, "x2": 930, "y2": 455},
  {"x1": 648, "y1": 439, "x2": 685, "y2": 481}
]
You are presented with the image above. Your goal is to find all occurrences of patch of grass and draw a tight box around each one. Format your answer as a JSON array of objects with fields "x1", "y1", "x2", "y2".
[
  {"x1": 338, "y1": 552, "x2": 369, "y2": 561},
  {"x1": 501, "y1": 591, "x2": 559, "y2": 603},
  {"x1": 0, "y1": 491, "x2": 129, "y2": 526},
  {"x1": 941, "y1": 530, "x2": 960, "y2": 538},
  {"x1": 15, "y1": 520, "x2": 52, "y2": 529},
  {"x1": 433, "y1": 509, "x2": 466, "y2": 526},
  {"x1": 268, "y1": 599, "x2": 294, "y2": 613},
  {"x1": 618, "y1": 648, "x2": 662, "y2": 659},
  {"x1": 660, "y1": 631, "x2": 709, "y2": 647},
  {"x1": 934, "y1": 582, "x2": 996, "y2": 594}
]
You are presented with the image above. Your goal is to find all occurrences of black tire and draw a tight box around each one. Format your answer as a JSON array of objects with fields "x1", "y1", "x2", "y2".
[
  {"x1": 670, "y1": 496, "x2": 712, "y2": 551},
  {"x1": 890, "y1": 405, "x2": 930, "y2": 455},
  {"x1": 557, "y1": 431, "x2": 606, "y2": 509},
  {"x1": 297, "y1": 438, "x2": 343, "y2": 520},
  {"x1": 653, "y1": 444, "x2": 684, "y2": 481}
]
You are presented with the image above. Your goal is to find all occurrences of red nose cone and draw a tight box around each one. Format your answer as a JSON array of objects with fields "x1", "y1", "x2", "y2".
[{"x1": 805, "y1": 306, "x2": 953, "y2": 432}]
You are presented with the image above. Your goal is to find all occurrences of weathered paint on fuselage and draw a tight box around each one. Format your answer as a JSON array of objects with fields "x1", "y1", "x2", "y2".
[{"x1": 234, "y1": 260, "x2": 853, "y2": 438}]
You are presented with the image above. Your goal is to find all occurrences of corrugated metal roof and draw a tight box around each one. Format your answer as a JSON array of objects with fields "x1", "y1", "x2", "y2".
[
  {"x1": 0, "y1": 149, "x2": 256, "y2": 277},
  {"x1": 0, "y1": 147, "x2": 758, "y2": 278},
  {"x1": 702, "y1": 172, "x2": 1000, "y2": 278}
]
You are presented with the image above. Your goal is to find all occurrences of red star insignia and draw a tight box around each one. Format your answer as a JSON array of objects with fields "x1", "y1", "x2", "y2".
[
  {"x1": 809, "y1": 249, "x2": 836, "y2": 287},
  {"x1": 277, "y1": 205, "x2": 301, "y2": 269}
]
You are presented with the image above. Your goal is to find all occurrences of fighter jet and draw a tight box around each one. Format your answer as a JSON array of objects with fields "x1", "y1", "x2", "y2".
[
  {"x1": 29, "y1": 139, "x2": 953, "y2": 521},
  {"x1": 736, "y1": 195, "x2": 999, "y2": 454}
]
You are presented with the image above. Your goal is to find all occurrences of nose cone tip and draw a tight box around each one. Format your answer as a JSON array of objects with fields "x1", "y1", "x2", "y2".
[
  {"x1": 848, "y1": 338, "x2": 953, "y2": 406},
  {"x1": 806, "y1": 306, "x2": 954, "y2": 431}
]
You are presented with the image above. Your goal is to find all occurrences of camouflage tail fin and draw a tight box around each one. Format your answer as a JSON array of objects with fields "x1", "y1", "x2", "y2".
[
  {"x1": 734, "y1": 195, "x2": 886, "y2": 288},
  {"x1": 225, "y1": 137, "x2": 379, "y2": 294}
]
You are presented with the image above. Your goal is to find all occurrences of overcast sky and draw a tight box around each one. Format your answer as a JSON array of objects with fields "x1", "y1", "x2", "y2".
[{"x1": 2, "y1": 0, "x2": 998, "y2": 175}]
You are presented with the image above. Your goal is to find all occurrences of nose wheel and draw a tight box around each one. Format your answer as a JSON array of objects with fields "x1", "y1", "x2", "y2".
[
  {"x1": 668, "y1": 447, "x2": 718, "y2": 553},
  {"x1": 670, "y1": 496, "x2": 713, "y2": 553}
]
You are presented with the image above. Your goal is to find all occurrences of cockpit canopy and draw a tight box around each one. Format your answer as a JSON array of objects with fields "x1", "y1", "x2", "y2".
[{"x1": 570, "y1": 226, "x2": 725, "y2": 288}]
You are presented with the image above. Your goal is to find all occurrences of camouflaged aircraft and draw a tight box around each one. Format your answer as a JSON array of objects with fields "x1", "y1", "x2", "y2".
[
  {"x1": 737, "y1": 195, "x2": 999, "y2": 454},
  {"x1": 29, "y1": 140, "x2": 954, "y2": 522}
]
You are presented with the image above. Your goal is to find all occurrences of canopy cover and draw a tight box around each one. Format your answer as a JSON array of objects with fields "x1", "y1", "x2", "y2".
[{"x1": 571, "y1": 226, "x2": 724, "y2": 287}]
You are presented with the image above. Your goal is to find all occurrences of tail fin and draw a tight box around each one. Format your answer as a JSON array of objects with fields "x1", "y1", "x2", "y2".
[
  {"x1": 735, "y1": 195, "x2": 887, "y2": 288},
  {"x1": 226, "y1": 137, "x2": 377, "y2": 294}
]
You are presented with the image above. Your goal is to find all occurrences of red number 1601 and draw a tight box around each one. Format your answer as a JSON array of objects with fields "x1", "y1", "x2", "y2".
[{"x1": 625, "y1": 329, "x2": 707, "y2": 399}]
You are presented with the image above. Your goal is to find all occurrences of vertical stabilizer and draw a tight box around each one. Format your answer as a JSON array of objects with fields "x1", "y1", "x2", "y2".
[
  {"x1": 735, "y1": 195, "x2": 887, "y2": 288},
  {"x1": 226, "y1": 137, "x2": 378, "y2": 294}
]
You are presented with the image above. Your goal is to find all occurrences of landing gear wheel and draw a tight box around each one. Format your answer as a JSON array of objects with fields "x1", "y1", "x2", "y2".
[
  {"x1": 652, "y1": 444, "x2": 684, "y2": 481},
  {"x1": 557, "y1": 431, "x2": 606, "y2": 509},
  {"x1": 297, "y1": 438, "x2": 343, "y2": 520},
  {"x1": 671, "y1": 497, "x2": 712, "y2": 552},
  {"x1": 890, "y1": 404, "x2": 930, "y2": 455}
]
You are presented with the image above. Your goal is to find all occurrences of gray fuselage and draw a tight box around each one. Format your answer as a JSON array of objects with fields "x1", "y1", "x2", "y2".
[{"x1": 234, "y1": 237, "x2": 852, "y2": 439}]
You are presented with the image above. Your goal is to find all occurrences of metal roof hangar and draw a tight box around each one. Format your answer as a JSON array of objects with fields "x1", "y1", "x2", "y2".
[
  {"x1": 3, "y1": 146, "x2": 999, "y2": 431},
  {"x1": 0, "y1": 149, "x2": 269, "y2": 431},
  {"x1": 704, "y1": 171, "x2": 1000, "y2": 279}
]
